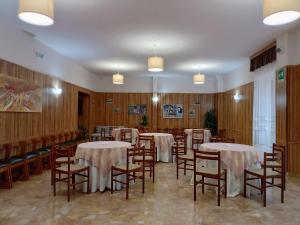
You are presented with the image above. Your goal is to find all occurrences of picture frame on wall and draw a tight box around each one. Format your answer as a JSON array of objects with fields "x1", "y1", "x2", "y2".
[
  {"x1": 162, "y1": 104, "x2": 183, "y2": 118},
  {"x1": 188, "y1": 109, "x2": 196, "y2": 118},
  {"x1": 128, "y1": 104, "x2": 147, "y2": 115}
]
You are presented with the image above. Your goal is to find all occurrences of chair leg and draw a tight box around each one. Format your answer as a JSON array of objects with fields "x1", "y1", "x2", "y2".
[
  {"x1": 176, "y1": 158, "x2": 179, "y2": 179},
  {"x1": 244, "y1": 170, "x2": 247, "y2": 198},
  {"x1": 142, "y1": 168, "x2": 145, "y2": 194},
  {"x1": 72, "y1": 174, "x2": 75, "y2": 190},
  {"x1": 281, "y1": 177, "x2": 284, "y2": 203},
  {"x1": 152, "y1": 162, "x2": 155, "y2": 183},
  {"x1": 87, "y1": 168, "x2": 90, "y2": 193},
  {"x1": 194, "y1": 174, "x2": 196, "y2": 201},
  {"x1": 67, "y1": 174, "x2": 70, "y2": 202},
  {"x1": 53, "y1": 170, "x2": 56, "y2": 197},
  {"x1": 202, "y1": 176, "x2": 204, "y2": 194},
  {"x1": 262, "y1": 178, "x2": 266, "y2": 207},
  {"x1": 22, "y1": 162, "x2": 30, "y2": 181},
  {"x1": 218, "y1": 179, "x2": 220, "y2": 206},
  {"x1": 184, "y1": 160, "x2": 186, "y2": 175},
  {"x1": 126, "y1": 173, "x2": 129, "y2": 200},
  {"x1": 224, "y1": 170, "x2": 227, "y2": 198},
  {"x1": 111, "y1": 169, "x2": 114, "y2": 194}
]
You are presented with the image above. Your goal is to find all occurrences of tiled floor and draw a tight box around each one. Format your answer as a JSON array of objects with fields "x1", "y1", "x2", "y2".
[{"x1": 0, "y1": 163, "x2": 300, "y2": 225}]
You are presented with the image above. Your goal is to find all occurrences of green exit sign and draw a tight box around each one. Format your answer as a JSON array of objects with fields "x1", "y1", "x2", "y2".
[{"x1": 278, "y1": 68, "x2": 285, "y2": 81}]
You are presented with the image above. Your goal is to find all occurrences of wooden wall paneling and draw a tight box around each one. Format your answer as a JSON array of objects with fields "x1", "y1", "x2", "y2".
[{"x1": 217, "y1": 83, "x2": 253, "y2": 145}]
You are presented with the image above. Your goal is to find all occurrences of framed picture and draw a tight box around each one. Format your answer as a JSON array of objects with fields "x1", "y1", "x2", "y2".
[
  {"x1": 189, "y1": 109, "x2": 196, "y2": 118},
  {"x1": 0, "y1": 74, "x2": 42, "y2": 112},
  {"x1": 162, "y1": 104, "x2": 183, "y2": 118},
  {"x1": 128, "y1": 104, "x2": 147, "y2": 115}
]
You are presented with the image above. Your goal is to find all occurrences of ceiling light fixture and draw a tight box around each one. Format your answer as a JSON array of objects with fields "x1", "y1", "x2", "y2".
[
  {"x1": 18, "y1": 0, "x2": 54, "y2": 26},
  {"x1": 112, "y1": 73, "x2": 124, "y2": 85},
  {"x1": 148, "y1": 44, "x2": 164, "y2": 72},
  {"x1": 193, "y1": 73, "x2": 205, "y2": 84},
  {"x1": 263, "y1": 0, "x2": 300, "y2": 26}
]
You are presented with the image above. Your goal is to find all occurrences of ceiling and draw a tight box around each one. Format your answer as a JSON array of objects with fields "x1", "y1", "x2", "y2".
[{"x1": 0, "y1": 0, "x2": 299, "y2": 78}]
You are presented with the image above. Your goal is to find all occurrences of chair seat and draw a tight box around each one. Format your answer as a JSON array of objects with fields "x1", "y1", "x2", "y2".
[
  {"x1": 0, "y1": 163, "x2": 8, "y2": 168},
  {"x1": 178, "y1": 154, "x2": 193, "y2": 160},
  {"x1": 56, "y1": 157, "x2": 75, "y2": 163},
  {"x1": 38, "y1": 147, "x2": 51, "y2": 153},
  {"x1": 113, "y1": 163, "x2": 142, "y2": 171},
  {"x1": 56, "y1": 164, "x2": 88, "y2": 173},
  {"x1": 133, "y1": 155, "x2": 153, "y2": 161},
  {"x1": 26, "y1": 153, "x2": 39, "y2": 159},
  {"x1": 9, "y1": 157, "x2": 24, "y2": 165},
  {"x1": 247, "y1": 168, "x2": 280, "y2": 177},
  {"x1": 262, "y1": 161, "x2": 281, "y2": 167},
  {"x1": 197, "y1": 167, "x2": 225, "y2": 175}
]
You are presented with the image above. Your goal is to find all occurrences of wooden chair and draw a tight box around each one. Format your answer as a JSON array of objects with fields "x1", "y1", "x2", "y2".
[
  {"x1": 32, "y1": 137, "x2": 52, "y2": 170},
  {"x1": 136, "y1": 135, "x2": 156, "y2": 183},
  {"x1": 111, "y1": 146, "x2": 145, "y2": 199},
  {"x1": 244, "y1": 151, "x2": 285, "y2": 207},
  {"x1": 4, "y1": 143, "x2": 29, "y2": 181},
  {"x1": 57, "y1": 133, "x2": 65, "y2": 144},
  {"x1": 53, "y1": 145, "x2": 90, "y2": 201},
  {"x1": 172, "y1": 133, "x2": 187, "y2": 159},
  {"x1": 210, "y1": 137, "x2": 225, "y2": 142},
  {"x1": 224, "y1": 138, "x2": 235, "y2": 143},
  {"x1": 194, "y1": 150, "x2": 227, "y2": 206},
  {"x1": 120, "y1": 129, "x2": 133, "y2": 143},
  {"x1": 19, "y1": 140, "x2": 43, "y2": 175},
  {"x1": 0, "y1": 144, "x2": 12, "y2": 189},
  {"x1": 192, "y1": 129, "x2": 204, "y2": 150},
  {"x1": 176, "y1": 135, "x2": 193, "y2": 179}
]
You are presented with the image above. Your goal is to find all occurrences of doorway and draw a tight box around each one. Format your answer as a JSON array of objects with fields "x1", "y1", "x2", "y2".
[{"x1": 78, "y1": 91, "x2": 90, "y2": 133}]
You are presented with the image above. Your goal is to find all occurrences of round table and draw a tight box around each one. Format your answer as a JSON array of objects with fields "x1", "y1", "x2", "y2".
[
  {"x1": 75, "y1": 141, "x2": 131, "y2": 192},
  {"x1": 193, "y1": 143, "x2": 260, "y2": 197},
  {"x1": 111, "y1": 128, "x2": 139, "y2": 144},
  {"x1": 139, "y1": 133, "x2": 175, "y2": 162},
  {"x1": 184, "y1": 129, "x2": 212, "y2": 149}
]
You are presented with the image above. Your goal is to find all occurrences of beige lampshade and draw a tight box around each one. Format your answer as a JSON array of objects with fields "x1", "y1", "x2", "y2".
[
  {"x1": 148, "y1": 56, "x2": 164, "y2": 72},
  {"x1": 18, "y1": 0, "x2": 54, "y2": 26},
  {"x1": 112, "y1": 73, "x2": 124, "y2": 84},
  {"x1": 263, "y1": 0, "x2": 300, "y2": 25},
  {"x1": 193, "y1": 73, "x2": 205, "y2": 84}
]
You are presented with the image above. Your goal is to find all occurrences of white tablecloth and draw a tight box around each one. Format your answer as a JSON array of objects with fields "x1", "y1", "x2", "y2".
[
  {"x1": 192, "y1": 143, "x2": 260, "y2": 197},
  {"x1": 139, "y1": 133, "x2": 175, "y2": 162},
  {"x1": 184, "y1": 129, "x2": 212, "y2": 149},
  {"x1": 111, "y1": 128, "x2": 139, "y2": 144},
  {"x1": 75, "y1": 141, "x2": 131, "y2": 192}
]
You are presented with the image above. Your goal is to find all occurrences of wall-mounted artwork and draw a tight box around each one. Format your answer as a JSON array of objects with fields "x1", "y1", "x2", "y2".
[
  {"x1": 162, "y1": 104, "x2": 183, "y2": 118},
  {"x1": 0, "y1": 74, "x2": 42, "y2": 112},
  {"x1": 128, "y1": 104, "x2": 147, "y2": 115},
  {"x1": 189, "y1": 109, "x2": 196, "y2": 118},
  {"x1": 106, "y1": 98, "x2": 113, "y2": 104}
]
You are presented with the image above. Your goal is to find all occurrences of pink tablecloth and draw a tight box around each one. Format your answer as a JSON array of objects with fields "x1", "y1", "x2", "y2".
[
  {"x1": 75, "y1": 141, "x2": 131, "y2": 192},
  {"x1": 111, "y1": 128, "x2": 139, "y2": 144},
  {"x1": 200, "y1": 143, "x2": 259, "y2": 176},
  {"x1": 184, "y1": 129, "x2": 212, "y2": 149},
  {"x1": 194, "y1": 143, "x2": 260, "y2": 197},
  {"x1": 140, "y1": 133, "x2": 175, "y2": 162}
]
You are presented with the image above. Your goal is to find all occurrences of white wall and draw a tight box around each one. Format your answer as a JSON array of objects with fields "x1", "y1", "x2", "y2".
[{"x1": 0, "y1": 21, "x2": 101, "y2": 91}]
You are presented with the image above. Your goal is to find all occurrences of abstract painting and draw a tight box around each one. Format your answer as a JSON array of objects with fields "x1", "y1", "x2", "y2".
[
  {"x1": 162, "y1": 104, "x2": 183, "y2": 118},
  {"x1": 0, "y1": 74, "x2": 42, "y2": 112}
]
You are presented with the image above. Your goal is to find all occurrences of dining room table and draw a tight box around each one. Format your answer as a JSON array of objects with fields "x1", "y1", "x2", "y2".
[
  {"x1": 139, "y1": 133, "x2": 175, "y2": 162},
  {"x1": 111, "y1": 128, "x2": 139, "y2": 144},
  {"x1": 75, "y1": 141, "x2": 131, "y2": 192},
  {"x1": 191, "y1": 142, "x2": 260, "y2": 197},
  {"x1": 184, "y1": 129, "x2": 212, "y2": 149}
]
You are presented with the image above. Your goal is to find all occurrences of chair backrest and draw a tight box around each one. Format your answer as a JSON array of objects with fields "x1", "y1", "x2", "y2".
[
  {"x1": 126, "y1": 146, "x2": 145, "y2": 171},
  {"x1": 19, "y1": 140, "x2": 29, "y2": 156},
  {"x1": 120, "y1": 129, "x2": 133, "y2": 143},
  {"x1": 218, "y1": 129, "x2": 226, "y2": 137},
  {"x1": 192, "y1": 129, "x2": 204, "y2": 149},
  {"x1": 0, "y1": 143, "x2": 11, "y2": 163},
  {"x1": 272, "y1": 144, "x2": 285, "y2": 173},
  {"x1": 263, "y1": 151, "x2": 283, "y2": 176},
  {"x1": 138, "y1": 135, "x2": 155, "y2": 156},
  {"x1": 194, "y1": 150, "x2": 221, "y2": 176},
  {"x1": 52, "y1": 145, "x2": 74, "y2": 172},
  {"x1": 41, "y1": 136, "x2": 50, "y2": 148},
  {"x1": 58, "y1": 133, "x2": 65, "y2": 144},
  {"x1": 64, "y1": 132, "x2": 70, "y2": 142},
  {"x1": 31, "y1": 138, "x2": 42, "y2": 151}
]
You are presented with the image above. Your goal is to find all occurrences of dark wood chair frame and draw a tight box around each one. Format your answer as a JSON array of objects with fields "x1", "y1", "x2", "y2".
[
  {"x1": 111, "y1": 146, "x2": 145, "y2": 199},
  {"x1": 0, "y1": 145, "x2": 13, "y2": 189},
  {"x1": 244, "y1": 151, "x2": 285, "y2": 207},
  {"x1": 53, "y1": 145, "x2": 90, "y2": 202},
  {"x1": 192, "y1": 129, "x2": 204, "y2": 150},
  {"x1": 194, "y1": 150, "x2": 227, "y2": 206},
  {"x1": 120, "y1": 128, "x2": 133, "y2": 144}
]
